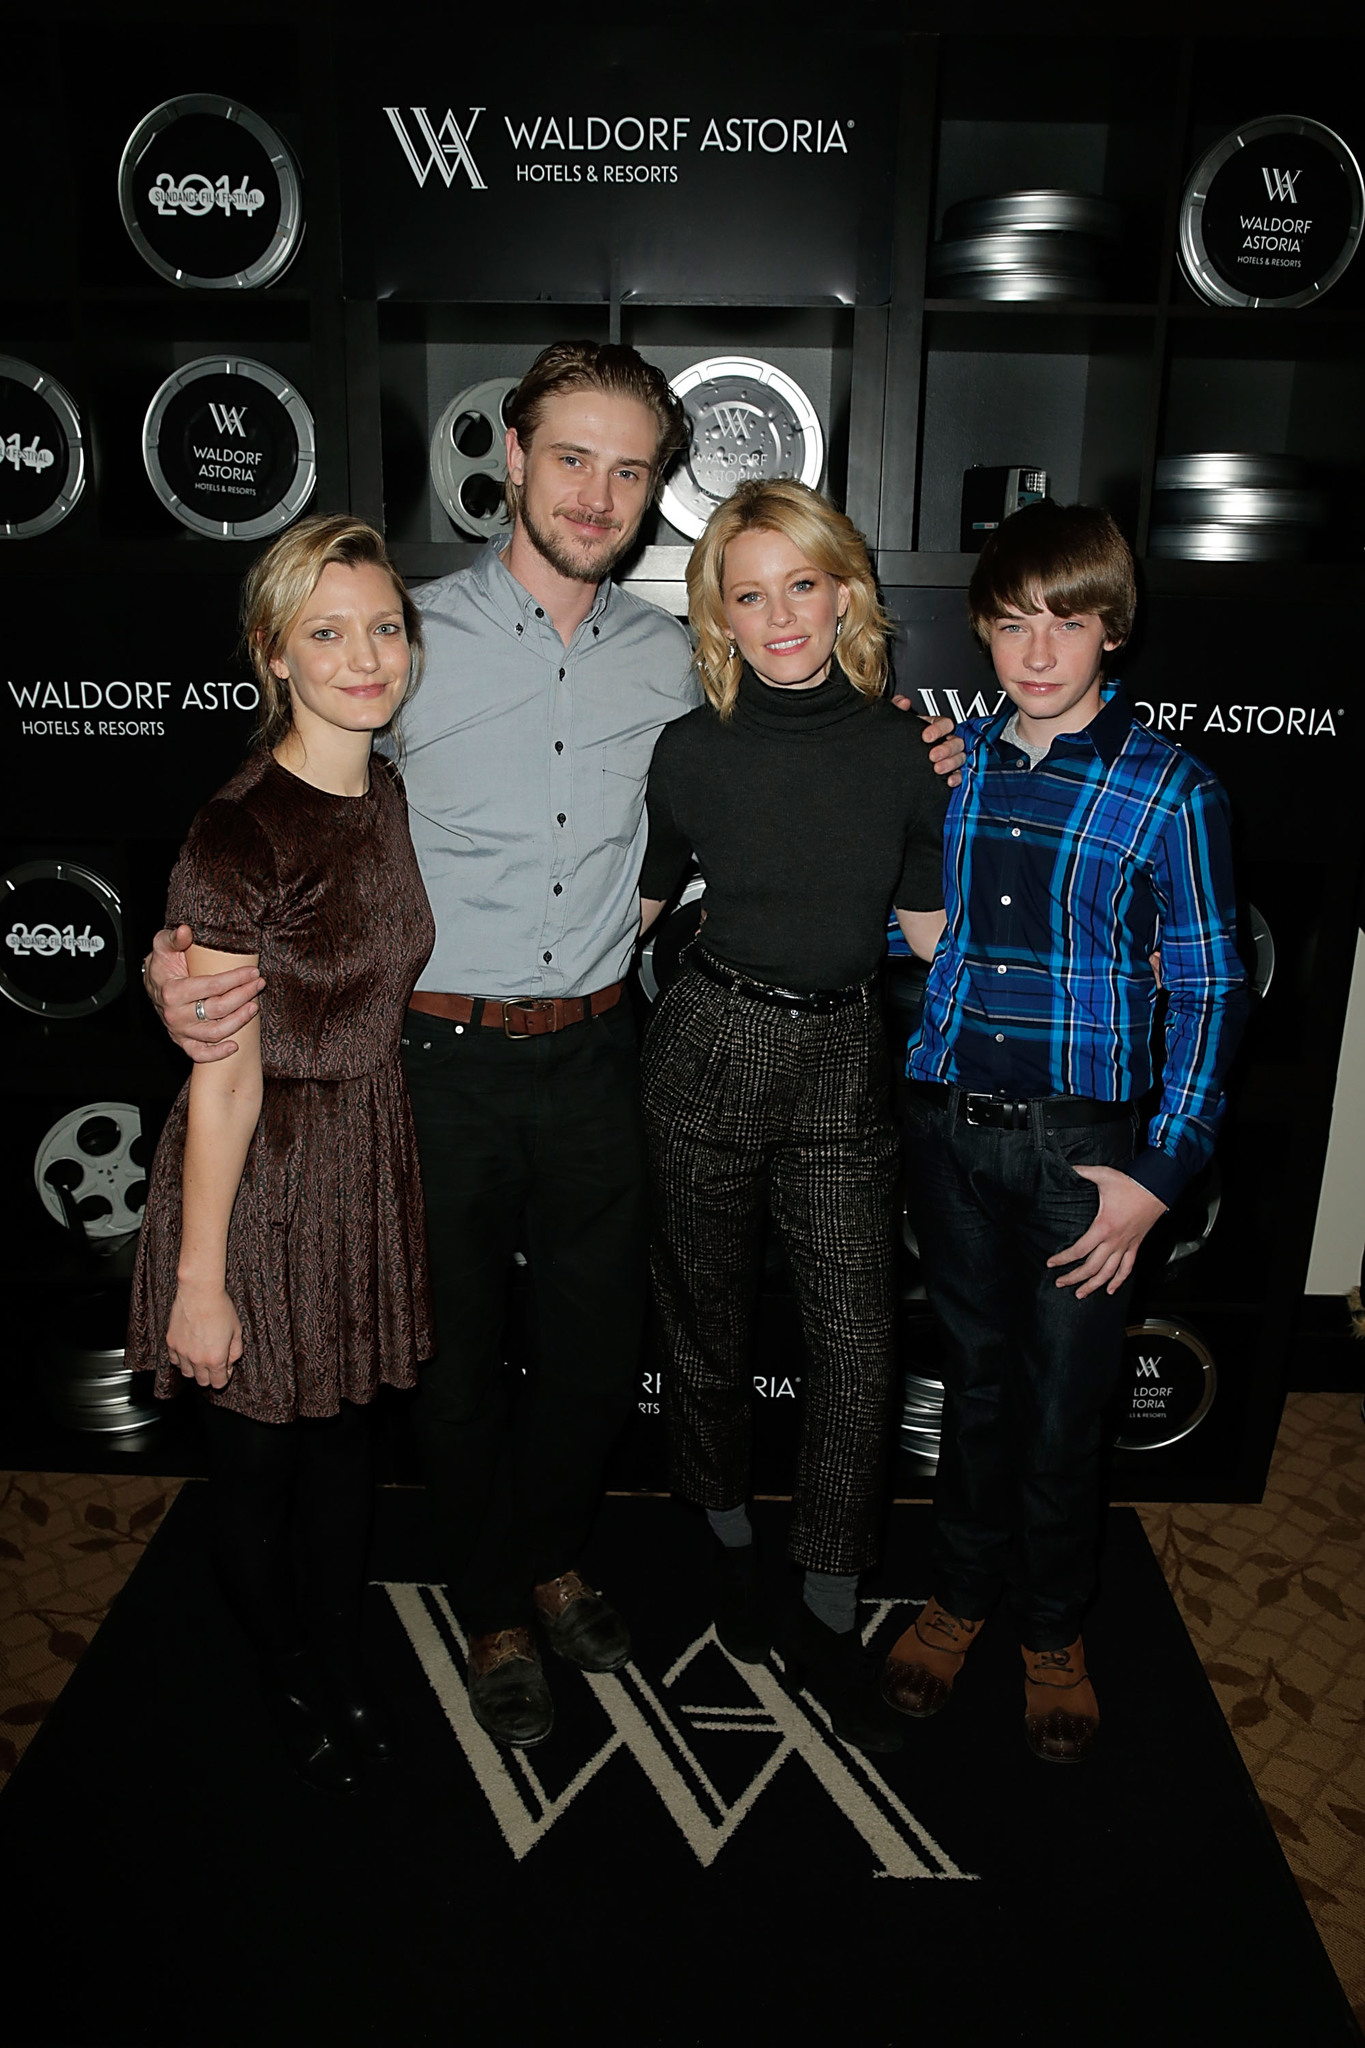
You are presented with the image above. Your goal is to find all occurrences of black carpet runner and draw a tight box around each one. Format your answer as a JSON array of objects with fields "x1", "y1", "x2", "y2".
[{"x1": 2, "y1": 1486, "x2": 1358, "y2": 2047}]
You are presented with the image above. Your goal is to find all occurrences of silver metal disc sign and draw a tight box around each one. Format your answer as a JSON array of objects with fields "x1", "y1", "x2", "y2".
[
  {"x1": 1113, "y1": 1318, "x2": 1217, "y2": 1452},
  {"x1": 143, "y1": 357, "x2": 316, "y2": 540},
  {"x1": 0, "y1": 356, "x2": 86, "y2": 539},
  {"x1": 659, "y1": 357, "x2": 824, "y2": 543},
  {"x1": 119, "y1": 95, "x2": 304, "y2": 290},
  {"x1": 429, "y1": 376, "x2": 518, "y2": 540},
  {"x1": 1179, "y1": 115, "x2": 1364, "y2": 309},
  {"x1": 1, "y1": 861, "x2": 125, "y2": 1018}
]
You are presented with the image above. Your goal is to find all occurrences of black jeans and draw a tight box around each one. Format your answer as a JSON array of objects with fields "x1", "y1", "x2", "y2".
[
  {"x1": 902, "y1": 1086, "x2": 1137, "y2": 1650},
  {"x1": 400, "y1": 1001, "x2": 646, "y2": 1633}
]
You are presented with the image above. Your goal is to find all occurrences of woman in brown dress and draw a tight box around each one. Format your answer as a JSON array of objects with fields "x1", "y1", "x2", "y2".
[{"x1": 128, "y1": 514, "x2": 434, "y2": 1793}]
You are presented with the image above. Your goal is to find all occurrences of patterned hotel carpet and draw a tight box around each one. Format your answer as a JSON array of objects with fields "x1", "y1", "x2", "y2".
[{"x1": 2, "y1": 1393, "x2": 1363, "y2": 2027}]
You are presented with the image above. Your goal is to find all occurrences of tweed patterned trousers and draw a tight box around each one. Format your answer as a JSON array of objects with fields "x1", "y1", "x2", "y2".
[{"x1": 639, "y1": 962, "x2": 899, "y2": 1574}]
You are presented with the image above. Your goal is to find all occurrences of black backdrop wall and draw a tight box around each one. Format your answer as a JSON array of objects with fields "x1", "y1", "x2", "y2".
[{"x1": 3, "y1": 6, "x2": 1362, "y2": 1500}]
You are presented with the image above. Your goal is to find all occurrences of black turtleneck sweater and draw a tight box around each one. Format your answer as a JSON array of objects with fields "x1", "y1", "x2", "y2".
[{"x1": 640, "y1": 663, "x2": 948, "y2": 989}]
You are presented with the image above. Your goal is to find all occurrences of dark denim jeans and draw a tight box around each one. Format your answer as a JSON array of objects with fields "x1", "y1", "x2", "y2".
[
  {"x1": 903, "y1": 1086, "x2": 1138, "y2": 1650},
  {"x1": 400, "y1": 1001, "x2": 646, "y2": 1632}
]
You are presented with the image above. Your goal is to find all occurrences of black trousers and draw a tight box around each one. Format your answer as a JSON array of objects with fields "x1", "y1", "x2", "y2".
[
  {"x1": 640, "y1": 965, "x2": 899, "y2": 1575},
  {"x1": 400, "y1": 1001, "x2": 646, "y2": 1633},
  {"x1": 902, "y1": 1085, "x2": 1137, "y2": 1650}
]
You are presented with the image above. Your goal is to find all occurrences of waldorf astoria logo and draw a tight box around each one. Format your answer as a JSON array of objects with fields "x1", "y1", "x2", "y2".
[
  {"x1": 0, "y1": 357, "x2": 86, "y2": 540},
  {"x1": 1179, "y1": 114, "x2": 1364, "y2": 309},
  {"x1": 142, "y1": 357, "x2": 316, "y2": 541},
  {"x1": 386, "y1": 1582, "x2": 975, "y2": 1879},
  {"x1": 119, "y1": 96, "x2": 304, "y2": 290}
]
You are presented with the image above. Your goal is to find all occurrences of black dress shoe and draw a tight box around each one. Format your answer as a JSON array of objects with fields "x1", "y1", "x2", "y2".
[
  {"x1": 264, "y1": 1651, "x2": 363, "y2": 1794},
  {"x1": 711, "y1": 1543, "x2": 771, "y2": 1664},
  {"x1": 466, "y1": 1626, "x2": 554, "y2": 1747},
  {"x1": 331, "y1": 1683, "x2": 399, "y2": 1760},
  {"x1": 778, "y1": 1604, "x2": 903, "y2": 1756},
  {"x1": 533, "y1": 1571, "x2": 631, "y2": 1672}
]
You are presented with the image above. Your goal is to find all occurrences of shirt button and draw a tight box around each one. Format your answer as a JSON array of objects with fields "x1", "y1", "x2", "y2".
[
  {"x1": 1000, "y1": 894, "x2": 1012, "y2": 905},
  {"x1": 997, "y1": 964, "x2": 1007, "y2": 974},
  {"x1": 994, "y1": 1032, "x2": 1005, "y2": 1043},
  {"x1": 555, "y1": 741, "x2": 563, "y2": 753},
  {"x1": 557, "y1": 812, "x2": 566, "y2": 825},
  {"x1": 543, "y1": 951, "x2": 552, "y2": 963},
  {"x1": 553, "y1": 883, "x2": 563, "y2": 896},
  {"x1": 558, "y1": 668, "x2": 565, "y2": 680},
  {"x1": 592, "y1": 625, "x2": 600, "y2": 638},
  {"x1": 535, "y1": 607, "x2": 544, "y2": 619},
  {"x1": 1011, "y1": 828, "x2": 1020, "y2": 838},
  {"x1": 516, "y1": 624, "x2": 523, "y2": 636}
]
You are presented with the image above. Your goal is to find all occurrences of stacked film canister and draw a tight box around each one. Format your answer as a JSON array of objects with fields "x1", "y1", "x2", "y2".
[
  {"x1": 1149, "y1": 453, "x2": 1328, "y2": 561},
  {"x1": 929, "y1": 189, "x2": 1123, "y2": 301}
]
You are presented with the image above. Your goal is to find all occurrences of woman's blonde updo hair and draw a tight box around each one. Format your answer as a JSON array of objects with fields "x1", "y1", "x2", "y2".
[
  {"x1": 241, "y1": 514, "x2": 424, "y2": 750},
  {"x1": 685, "y1": 479, "x2": 893, "y2": 721}
]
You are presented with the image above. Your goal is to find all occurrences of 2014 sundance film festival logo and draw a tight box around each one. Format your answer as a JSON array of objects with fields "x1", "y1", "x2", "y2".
[
  {"x1": 384, "y1": 103, "x2": 856, "y2": 189},
  {"x1": 119, "y1": 95, "x2": 303, "y2": 289},
  {"x1": 0, "y1": 356, "x2": 85, "y2": 539}
]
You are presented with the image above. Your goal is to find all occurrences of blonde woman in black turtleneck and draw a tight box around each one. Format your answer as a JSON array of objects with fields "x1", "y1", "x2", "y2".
[{"x1": 638, "y1": 478, "x2": 951, "y2": 1755}]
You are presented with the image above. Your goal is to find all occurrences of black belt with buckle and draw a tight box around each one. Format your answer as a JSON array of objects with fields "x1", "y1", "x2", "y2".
[
  {"x1": 690, "y1": 947, "x2": 870, "y2": 1014},
  {"x1": 904, "y1": 1079, "x2": 1133, "y2": 1132}
]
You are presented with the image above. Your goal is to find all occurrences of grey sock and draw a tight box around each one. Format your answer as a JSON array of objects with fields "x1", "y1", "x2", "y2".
[
  {"x1": 706, "y1": 1503, "x2": 754, "y2": 1550},
  {"x1": 803, "y1": 1569, "x2": 858, "y2": 1635}
]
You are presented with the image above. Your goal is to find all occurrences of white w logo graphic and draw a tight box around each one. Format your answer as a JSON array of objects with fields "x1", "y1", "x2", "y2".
[
  {"x1": 1135, "y1": 1356, "x2": 1163, "y2": 1379},
  {"x1": 385, "y1": 1584, "x2": 975, "y2": 1880},
  {"x1": 385, "y1": 107, "x2": 487, "y2": 190},
  {"x1": 712, "y1": 401, "x2": 763, "y2": 444},
  {"x1": 1261, "y1": 166, "x2": 1301, "y2": 203},
  {"x1": 208, "y1": 403, "x2": 247, "y2": 436}
]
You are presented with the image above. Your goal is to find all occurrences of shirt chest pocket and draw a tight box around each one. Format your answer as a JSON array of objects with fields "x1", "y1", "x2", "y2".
[{"x1": 598, "y1": 761, "x2": 647, "y2": 850}]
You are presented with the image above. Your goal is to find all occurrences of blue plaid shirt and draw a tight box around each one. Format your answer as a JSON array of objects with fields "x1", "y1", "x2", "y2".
[{"x1": 908, "y1": 688, "x2": 1249, "y2": 1206}]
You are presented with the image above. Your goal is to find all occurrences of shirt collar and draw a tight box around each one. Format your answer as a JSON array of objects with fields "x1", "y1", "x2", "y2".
[
  {"x1": 475, "y1": 538, "x2": 614, "y2": 636},
  {"x1": 976, "y1": 682, "x2": 1132, "y2": 770}
]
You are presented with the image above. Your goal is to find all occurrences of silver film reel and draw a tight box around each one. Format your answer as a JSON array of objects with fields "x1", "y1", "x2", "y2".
[
  {"x1": 35, "y1": 1101, "x2": 147, "y2": 1242},
  {"x1": 659, "y1": 357, "x2": 824, "y2": 542},
  {"x1": 430, "y1": 378, "x2": 519, "y2": 540}
]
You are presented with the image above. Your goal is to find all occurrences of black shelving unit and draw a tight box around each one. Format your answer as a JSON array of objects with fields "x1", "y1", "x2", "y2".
[{"x1": 2, "y1": 12, "x2": 1361, "y2": 1499}]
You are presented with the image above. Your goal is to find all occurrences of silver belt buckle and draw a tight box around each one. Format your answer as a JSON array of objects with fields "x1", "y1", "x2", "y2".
[
  {"x1": 502, "y1": 998, "x2": 556, "y2": 1040},
  {"x1": 964, "y1": 1093, "x2": 992, "y2": 1127}
]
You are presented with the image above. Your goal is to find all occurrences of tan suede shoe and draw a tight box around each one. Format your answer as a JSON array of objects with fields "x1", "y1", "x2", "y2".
[
  {"x1": 1022, "y1": 1637, "x2": 1100, "y2": 1761},
  {"x1": 881, "y1": 1596, "x2": 984, "y2": 1718}
]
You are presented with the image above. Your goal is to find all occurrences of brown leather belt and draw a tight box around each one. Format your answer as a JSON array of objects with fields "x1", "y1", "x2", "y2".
[{"x1": 408, "y1": 981, "x2": 624, "y2": 1039}]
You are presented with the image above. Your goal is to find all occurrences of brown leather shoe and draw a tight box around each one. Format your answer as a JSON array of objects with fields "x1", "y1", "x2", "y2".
[
  {"x1": 1022, "y1": 1637, "x2": 1099, "y2": 1762},
  {"x1": 881, "y1": 1597, "x2": 984, "y2": 1718},
  {"x1": 532, "y1": 1570, "x2": 631, "y2": 1672},
  {"x1": 466, "y1": 1626, "x2": 553, "y2": 1747}
]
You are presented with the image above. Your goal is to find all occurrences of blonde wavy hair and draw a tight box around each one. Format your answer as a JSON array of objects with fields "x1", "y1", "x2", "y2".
[
  {"x1": 685, "y1": 479, "x2": 892, "y2": 721},
  {"x1": 242, "y1": 514, "x2": 424, "y2": 749}
]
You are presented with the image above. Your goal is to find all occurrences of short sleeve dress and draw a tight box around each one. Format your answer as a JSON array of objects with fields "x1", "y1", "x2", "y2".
[{"x1": 127, "y1": 749, "x2": 436, "y2": 1423}]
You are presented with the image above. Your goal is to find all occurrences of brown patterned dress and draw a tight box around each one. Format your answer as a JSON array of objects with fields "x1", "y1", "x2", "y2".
[{"x1": 128, "y1": 749, "x2": 435, "y2": 1423}]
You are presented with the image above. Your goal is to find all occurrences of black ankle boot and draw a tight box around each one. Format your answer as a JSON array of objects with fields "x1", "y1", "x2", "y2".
[
  {"x1": 263, "y1": 1650, "x2": 363, "y2": 1794},
  {"x1": 779, "y1": 1604, "x2": 904, "y2": 1755},
  {"x1": 711, "y1": 1542, "x2": 771, "y2": 1664}
]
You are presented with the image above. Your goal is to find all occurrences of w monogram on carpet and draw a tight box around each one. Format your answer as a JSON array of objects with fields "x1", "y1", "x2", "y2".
[{"x1": 1, "y1": 1486, "x2": 1358, "y2": 2047}]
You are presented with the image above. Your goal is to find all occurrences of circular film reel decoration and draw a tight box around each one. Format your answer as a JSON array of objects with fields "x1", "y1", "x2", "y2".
[
  {"x1": 34, "y1": 1102, "x2": 147, "y2": 1242},
  {"x1": 0, "y1": 356, "x2": 86, "y2": 539},
  {"x1": 1, "y1": 861, "x2": 125, "y2": 1017},
  {"x1": 1113, "y1": 1318, "x2": 1217, "y2": 1452},
  {"x1": 1247, "y1": 901, "x2": 1275, "y2": 1000},
  {"x1": 638, "y1": 873, "x2": 706, "y2": 1002},
  {"x1": 659, "y1": 357, "x2": 824, "y2": 542},
  {"x1": 118, "y1": 95, "x2": 303, "y2": 290},
  {"x1": 430, "y1": 377, "x2": 519, "y2": 540},
  {"x1": 1179, "y1": 115, "x2": 1364, "y2": 309},
  {"x1": 143, "y1": 356, "x2": 315, "y2": 540}
]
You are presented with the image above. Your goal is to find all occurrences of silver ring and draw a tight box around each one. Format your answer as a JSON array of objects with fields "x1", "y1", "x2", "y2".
[{"x1": 194, "y1": 999, "x2": 207, "y2": 1022}]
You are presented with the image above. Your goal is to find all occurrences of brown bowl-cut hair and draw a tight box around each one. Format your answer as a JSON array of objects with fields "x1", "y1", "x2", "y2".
[
  {"x1": 502, "y1": 340, "x2": 688, "y2": 523},
  {"x1": 242, "y1": 515, "x2": 424, "y2": 750},
  {"x1": 968, "y1": 500, "x2": 1136, "y2": 650},
  {"x1": 686, "y1": 479, "x2": 892, "y2": 721}
]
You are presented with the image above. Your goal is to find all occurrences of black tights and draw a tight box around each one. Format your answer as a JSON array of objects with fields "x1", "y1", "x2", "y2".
[{"x1": 200, "y1": 1399, "x2": 374, "y2": 1678}]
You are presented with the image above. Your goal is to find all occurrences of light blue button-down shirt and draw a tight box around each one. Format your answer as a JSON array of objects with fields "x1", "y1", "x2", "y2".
[{"x1": 397, "y1": 542, "x2": 700, "y2": 1000}]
